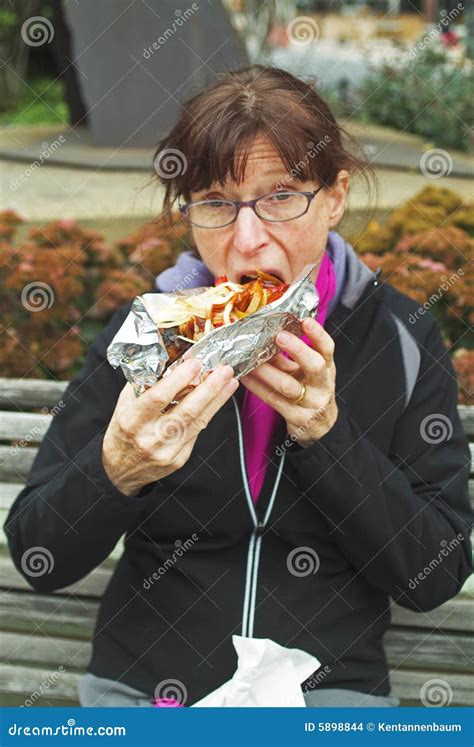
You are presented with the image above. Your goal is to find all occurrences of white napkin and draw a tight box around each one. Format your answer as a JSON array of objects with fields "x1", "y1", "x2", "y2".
[{"x1": 193, "y1": 636, "x2": 320, "y2": 707}]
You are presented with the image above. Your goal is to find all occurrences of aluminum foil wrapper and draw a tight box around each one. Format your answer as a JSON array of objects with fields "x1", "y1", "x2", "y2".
[{"x1": 107, "y1": 264, "x2": 318, "y2": 396}]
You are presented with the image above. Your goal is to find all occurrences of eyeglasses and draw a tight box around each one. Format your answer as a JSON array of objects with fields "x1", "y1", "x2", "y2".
[{"x1": 179, "y1": 187, "x2": 323, "y2": 229}]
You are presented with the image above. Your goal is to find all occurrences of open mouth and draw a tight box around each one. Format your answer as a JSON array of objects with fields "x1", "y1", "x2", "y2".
[{"x1": 239, "y1": 271, "x2": 285, "y2": 285}]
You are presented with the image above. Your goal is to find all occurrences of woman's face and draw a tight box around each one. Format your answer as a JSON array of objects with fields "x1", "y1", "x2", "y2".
[{"x1": 189, "y1": 136, "x2": 349, "y2": 284}]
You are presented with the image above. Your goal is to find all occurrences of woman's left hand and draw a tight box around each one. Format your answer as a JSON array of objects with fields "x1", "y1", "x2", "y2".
[{"x1": 240, "y1": 317, "x2": 338, "y2": 447}]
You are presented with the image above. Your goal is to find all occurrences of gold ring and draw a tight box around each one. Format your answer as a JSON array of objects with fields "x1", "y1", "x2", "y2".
[{"x1": 294, "y1": 381, "x2": 306, "y2": 404}]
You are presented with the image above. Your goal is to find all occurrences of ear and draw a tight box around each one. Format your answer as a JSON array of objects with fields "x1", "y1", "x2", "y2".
[{"x1": 328, "y1": 170, "x2": 350, "y2": 228}]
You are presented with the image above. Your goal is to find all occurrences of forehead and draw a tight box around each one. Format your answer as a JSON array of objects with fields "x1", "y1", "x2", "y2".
[{"x1": 232, "y1": 136, "x2": 285, "y2": 181}]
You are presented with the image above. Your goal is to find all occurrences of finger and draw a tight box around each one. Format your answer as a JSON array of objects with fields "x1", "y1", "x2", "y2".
[
  {"x1": 269, "y1": 352, "x2": 301, "y2": 375},
  {"x1": 301, "y1": 318, "x2": 335, "y2": 366},
  {"x1": 172, "y1": 365, "x2": 238, "y2": 433},
  {"x1": 275, "y1": 330, "x2": 328, "y2": 386},
  {"x1": 243, "y1": 363, "x2": 303, "y2": 404},
  {"x1": 181, "y1": 375, "x2": 240, "y2": 443},
  {"x1": 242, "y1": 369, "x2": 313, "y2": 425},
  {"x1": 132, "y1": 358, "x2": 204, "y2": 420}
]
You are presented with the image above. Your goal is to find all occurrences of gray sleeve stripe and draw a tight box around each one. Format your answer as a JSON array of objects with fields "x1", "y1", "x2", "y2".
[{"x1": 389, "y1": 312, "x2": 421, "y2": 410}]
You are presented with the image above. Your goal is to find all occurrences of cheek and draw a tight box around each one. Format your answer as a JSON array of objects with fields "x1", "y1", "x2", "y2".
[
  {"x1": 192, "y1": 229, "x2": 228, "y2": 272},
  {"x1": 282, "y1": 220, "x2": 328, "y2": 270}
]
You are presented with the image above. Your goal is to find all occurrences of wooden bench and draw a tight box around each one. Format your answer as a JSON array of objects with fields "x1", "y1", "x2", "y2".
[{"x1": 1, "y1": 377, "x2": 473, "y2": 707}]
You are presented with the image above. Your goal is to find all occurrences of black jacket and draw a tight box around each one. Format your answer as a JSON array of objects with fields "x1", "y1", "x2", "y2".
[{"x1": 5, "y1": 247, "x2": 472, "y2": 704}]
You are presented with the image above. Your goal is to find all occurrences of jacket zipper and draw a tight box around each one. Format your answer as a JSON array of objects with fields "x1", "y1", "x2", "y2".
[{"x1": 232, "y1": 397, "x2": 285, "y2": 638}]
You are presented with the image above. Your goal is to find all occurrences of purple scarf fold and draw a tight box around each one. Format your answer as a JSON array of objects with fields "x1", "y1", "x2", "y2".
[{"x1": 156, "y1": 233, "x2": 347, "y2": 502}]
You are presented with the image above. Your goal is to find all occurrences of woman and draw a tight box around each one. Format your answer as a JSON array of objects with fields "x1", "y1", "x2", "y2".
[{"x1": 6, "y1": 66, "x2": 472, "y2": 708}]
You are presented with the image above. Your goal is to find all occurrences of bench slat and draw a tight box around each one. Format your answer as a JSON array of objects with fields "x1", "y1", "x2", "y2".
[
  {"x1": 0, "y1": 483, "x2": 24, "y2": 510},
  {"x1": 0, "y1": 553, "x2": 113, "y2": 598},
  {"x1": 458, "y1": 405, "x2": 474, "y2": 437},
  {"x1": 0, "y1": 412, "x2": 52, "y2": 442},
  {"x1": 1, "y1": 659, "x2": 473, "y2": 707},
  {"x1": 0, "y1": 591, "x2": 98, "y2": 640},
  {"x1": 1, "y1": 631, "x2": 90, "y2": 670},
  {"x1": 1, "y1": 588, "x2": 473, "y2": 672},
  {"x1": 385, "y1": 628, "x2": 474, "y2": 673},
  {"x1": 391, "y1": 595, "x2": 474, "y2": 632},
  {"x1": 390, "y1": 668, "x2": 474, "y2": 706},
  {"x1": 0, "y1": 378, "x2": 68, "y2": 409},
  {"x1": 0, "y1": 445, "x2": 37, "y2": 482},
  {"x1": 0, "y1": 662, "x2": 81, "y2": 704}
]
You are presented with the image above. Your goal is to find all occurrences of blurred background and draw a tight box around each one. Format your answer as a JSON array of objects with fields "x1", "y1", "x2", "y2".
[
  {"x1": 0, "y1": 0, "x2": 473, "y2": 709},
  {"x1": 0, "y1": 0, "x2": 472, "y2": 388}
]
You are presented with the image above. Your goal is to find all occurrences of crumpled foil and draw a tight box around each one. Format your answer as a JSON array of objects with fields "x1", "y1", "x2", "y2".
[{"x1": 107, "y1": 264, "x2": 318, "y2": 396}]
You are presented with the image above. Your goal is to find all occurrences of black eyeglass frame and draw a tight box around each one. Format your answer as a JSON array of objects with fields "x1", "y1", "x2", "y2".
[{"x1": 178, "y1": 186, "x2": 324, "y2": 228}]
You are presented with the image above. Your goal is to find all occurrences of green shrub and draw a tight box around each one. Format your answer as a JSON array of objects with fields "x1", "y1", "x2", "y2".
[{"x1": 357, "y1": 46, "x2": 473, "y2": 152}]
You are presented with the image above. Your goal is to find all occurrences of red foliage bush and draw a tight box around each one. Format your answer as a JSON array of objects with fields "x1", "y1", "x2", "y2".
[{"x1": 0, "y1": 213, "x2": 190, "y2": 379}]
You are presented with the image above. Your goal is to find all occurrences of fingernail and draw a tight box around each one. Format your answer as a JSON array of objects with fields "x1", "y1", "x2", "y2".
[
  {"x1": 277, "y1": 331, "x2": 291, "y2": 344},
  {"x1": 218, "y1": 365, "x2": 234, "y2": 380},
  {"x1": 225, "y1": 378, "x2": 239, "y2": 393}
]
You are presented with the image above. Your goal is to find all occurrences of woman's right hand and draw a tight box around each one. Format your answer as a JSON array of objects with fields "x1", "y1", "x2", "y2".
[{"x1": 102, "y1": 359, "x2": 238, "y2": 496}]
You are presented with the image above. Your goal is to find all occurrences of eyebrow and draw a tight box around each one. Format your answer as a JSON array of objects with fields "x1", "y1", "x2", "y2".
[{"x1": 202, "y1": 176, "x2": 295, "y2": 196}]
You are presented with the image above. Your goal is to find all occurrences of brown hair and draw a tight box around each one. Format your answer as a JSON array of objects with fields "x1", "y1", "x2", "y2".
[{"x1": 153, "y1": 65, "x2": 375, "y2": 223}]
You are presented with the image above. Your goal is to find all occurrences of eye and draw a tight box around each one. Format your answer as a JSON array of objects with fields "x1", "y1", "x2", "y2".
[
  {"x1": 267, "y1": 192, "x2": 293, "y2": 202},
  {"x1": 206, "y1": 200, "x2": 226, "y2": 209}
]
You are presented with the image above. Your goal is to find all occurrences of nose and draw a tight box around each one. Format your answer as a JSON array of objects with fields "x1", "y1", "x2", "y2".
[{"x1": 232, "y1": 204, "x2": 268, "y2": 256}]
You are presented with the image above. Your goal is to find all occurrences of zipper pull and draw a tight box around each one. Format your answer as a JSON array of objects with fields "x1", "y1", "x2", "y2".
[{"x1": 256, "y1": 521, "x2": 265, "y2": 535}]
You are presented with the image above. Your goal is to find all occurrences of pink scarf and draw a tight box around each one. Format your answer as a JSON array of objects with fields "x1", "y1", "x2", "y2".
[{"x1": 241, "y1": 251, "x2": 336, "y2": 502}]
